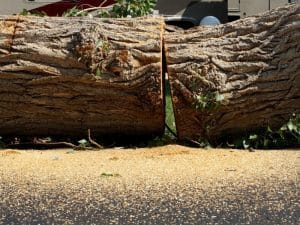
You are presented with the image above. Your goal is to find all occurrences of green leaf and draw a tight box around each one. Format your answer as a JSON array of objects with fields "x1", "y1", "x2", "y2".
[
  {"x1": 267, "y1": 126, "x2": 273, "y2": 133},
  {"x1": 249, "y1": 134, "x2": 258, "y2": 140},
  {"x1": 215, "y1": 92, "x2": 225, "y2": 102},
  {"x1": 280, "y1": 124, "x2": 287, "y2": 131},
  {"x1": 78, "y1": 139, "x2": 88, "y2": 145},
  {"x1": 242, "y1": 140, "x2": 250, "y2": 149},
  {"x1": 287, "y1": 121, "x2": 297, "y2": 132}
]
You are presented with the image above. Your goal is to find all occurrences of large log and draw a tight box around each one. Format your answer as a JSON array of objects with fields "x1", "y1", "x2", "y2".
[
  {"x1": 165, "y1": 4, "x2": 300, "y2": 142},
  {"x1": 0, "y1": 16, "x2": 164, "y2": 138}
]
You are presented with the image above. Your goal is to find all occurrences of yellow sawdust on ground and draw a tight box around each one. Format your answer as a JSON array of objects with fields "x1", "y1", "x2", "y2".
[
  {"x1": 1, "y1": 150, "x2": 22, "y2": 156},
  {"x1": 0, "y1": 145, "x2": 298, "y2": 186}
]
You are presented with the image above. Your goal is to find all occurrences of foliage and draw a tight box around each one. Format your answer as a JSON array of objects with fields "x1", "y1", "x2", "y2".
[
  {"x1": 63, "y1": 0, "x2": 156, "y2": 18},
  {"x1": 194, "y1": 91, "x2": 225, "y2": 110},
  {"x1": 63, "y1": 7, "x2": 89, "y2": 17},
  {"x1": 91, "y1": 39, "x2": 111, "y2": 76},
  {"x1": 203, "y1": 113, "x2": 300, "y2": 149},
  {"x1": 78, "y1": 139, "x2": 91, "y2": 148},
  {"x1": 238, "y1": 113, "x2": 300, "y2": 149},
  {"x1": 76, "y1": 34, "x2": 111, "y2": 76},
  {"x1": 107, "y1": 0, "x2": 157, "y2": 18},
  {"x1": 19, "y1": 9, "x2": 47, "y2": 16}
]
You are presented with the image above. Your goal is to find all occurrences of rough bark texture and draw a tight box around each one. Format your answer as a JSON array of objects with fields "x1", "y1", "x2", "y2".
[
  {"x1": 0, "y1": 16, "x2": 164, "y2": 138},
  {"x1": 165, "y1": 4, "x2": 300, "y2": 142}
]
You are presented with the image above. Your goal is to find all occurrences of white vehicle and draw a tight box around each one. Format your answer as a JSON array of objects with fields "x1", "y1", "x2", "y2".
[
  {"x1": 156, "y1": 0, "x2": 300, "y2": 27},
  {"x1": 229, "y1": 0, "x2": 300, "y2": 20}
]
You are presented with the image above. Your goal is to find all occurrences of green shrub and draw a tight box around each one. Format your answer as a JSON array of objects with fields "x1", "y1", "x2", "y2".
[
  {"x1": 215, "y1": 113, "x2": 300, "y2": 149},
  {"x1": 242, "y1": 113, "x2": 300, "y2": 149},
  {"x1": 63, "y1": 0, "x2": 157, "y2": 18},
  {"x1": 108, "y1": 0, "x2": 157, "y2": 18}
]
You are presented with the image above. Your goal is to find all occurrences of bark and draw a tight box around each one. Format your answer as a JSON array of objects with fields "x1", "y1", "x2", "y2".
[
  {"x1": 165, "y1": 4, "x2": 300, "y2": 142},
  {"x1": 0, "y1": 16, "x2": 165, "y2": 138}
]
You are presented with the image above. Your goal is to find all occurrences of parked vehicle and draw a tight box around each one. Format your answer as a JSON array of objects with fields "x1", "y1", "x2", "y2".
[
  {"x1": 0, "y1": 0, "x2": 299, "y2": 26},
  {"x1": 0, "y1": 0, "x2": 114, "y2": 16},
  {"x1": 154, "y1": 0, "x2": 227, "y2": 28},
  {"x1": 157, "y1": 0, "x2": 300, "y2": 27},
  {"x1": 228, "y1": 0, "x2": 300, "y2": 21}
]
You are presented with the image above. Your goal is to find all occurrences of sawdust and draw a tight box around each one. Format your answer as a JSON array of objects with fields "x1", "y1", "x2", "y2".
[
  {"x1": 1, "y1": 150, "x2": 22, "y2": 156},
  {"x1": 0, "y1": 145, "x2": 299, "y2": 224}
]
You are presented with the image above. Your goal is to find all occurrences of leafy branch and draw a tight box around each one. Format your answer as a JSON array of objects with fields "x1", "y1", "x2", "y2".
[{"x1": 63, "y1": 0, "x2": 157, "y2": 18}]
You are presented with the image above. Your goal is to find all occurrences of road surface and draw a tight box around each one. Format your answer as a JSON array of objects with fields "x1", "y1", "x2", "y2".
[{"x1": 0, "y1": 145, "x2": 299, "y2": 224}]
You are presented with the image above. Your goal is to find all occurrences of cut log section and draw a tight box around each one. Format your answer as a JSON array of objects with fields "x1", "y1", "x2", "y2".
[
  {"x1": 165, "y1": 4, "x2": 300, "y2": 142},
  {"x1": 0, "y1": 16, "x2": 165, "y2": 138}
]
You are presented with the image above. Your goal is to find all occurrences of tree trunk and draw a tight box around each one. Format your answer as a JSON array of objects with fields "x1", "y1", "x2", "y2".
[
  {"x1": 165, "y1": 4, "x2": 300, "y2": 142},
  {"x1": 0, "y1": 16, "x2": 165, "y2": 138}
]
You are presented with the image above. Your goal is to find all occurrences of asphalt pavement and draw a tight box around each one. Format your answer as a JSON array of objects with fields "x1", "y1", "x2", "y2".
[{"x1": 0, "y1": 146, "x2": 299, "y2": 225}]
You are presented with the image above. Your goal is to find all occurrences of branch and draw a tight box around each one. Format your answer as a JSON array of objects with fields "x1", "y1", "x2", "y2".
[
  {"x1": 88, "y1": 129, "x2": 104, "y2": 149},
  {"x1": 75, "y1": 0, "x2": 117, "y2": 16}
]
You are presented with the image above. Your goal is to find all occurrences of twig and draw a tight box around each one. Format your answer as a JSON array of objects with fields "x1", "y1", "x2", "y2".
[
  {"x1": 188, "y1": 139, "x2": 203, "y2": 147},
  {"x1": 88, "y1": 129, "x2": 103, "y2": 149},
  {"x1": 48, "y1": 142, "x2": 77, "y2": 148},
  {"x1": 98, "y1": 0, "x2": 109, "y2": 8},
  {"x1": 76, "y1": 0, "x2": 116, "y2": 16},
  {"x1": 77, "y1": 5, "x2": 114, "y2": 13},
  {"x1": 6, "y1": 141, "x2": 76, "y2": 149}
]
